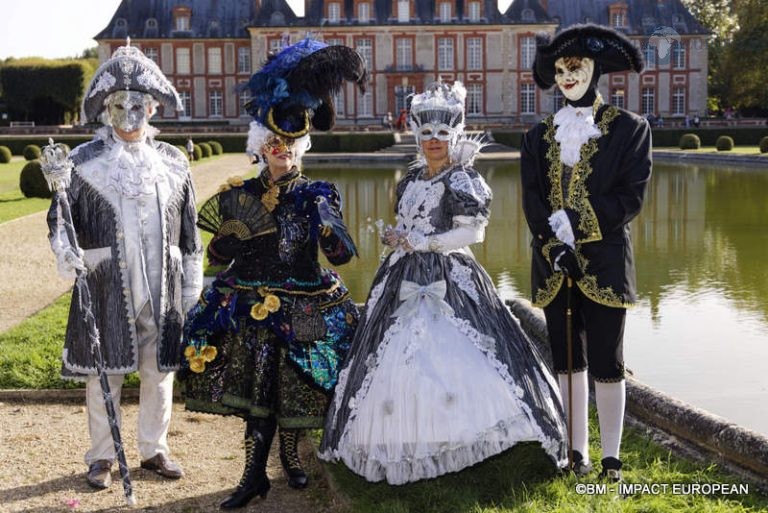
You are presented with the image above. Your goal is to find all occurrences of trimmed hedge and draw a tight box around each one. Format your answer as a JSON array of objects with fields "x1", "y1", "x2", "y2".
[
  {"x1": 192, "y1": 143, "x2": 203, "y2": 161},
  {"x1": 0, "y1": 146, "x2": 12, "y2": 163},
  {"x1": 715, "y1": 135, "x2": 734, "y2": 151},
  {"x1": 23, "y1": 144, "x2": 42, "y2": 161},
  {"x1": 207, "y1": 140, "x2": 224, "y2": 155},
  {"x1": 175, "y1": 145, "x2": 191, "y2": 160},
  {"x1": 490, "y1": 131, "x2": 524, "y2": 149},
  {"x1": 679, "y1": 133, "x2": 701, "y2": 150},
  {"x1": 19, "y1": 160, "x2": 53, "y2": 198},
  {"x1": 652, "y1": 127, "x2": 768, "y2": 147},
  {"x1": 199, "y1": 142, "x2": 213, "y2": 158},
  {"x1": 760, "y1": 136, "x2": 768, "y2": 154},
  {"x1": 0, "y1": 136, "x2": 91, "y2": 155}
]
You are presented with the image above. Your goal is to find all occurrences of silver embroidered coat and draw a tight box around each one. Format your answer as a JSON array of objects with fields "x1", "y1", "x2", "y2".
[{"x1": 47, "y1": 128, "x2": 203, "y2": 379}]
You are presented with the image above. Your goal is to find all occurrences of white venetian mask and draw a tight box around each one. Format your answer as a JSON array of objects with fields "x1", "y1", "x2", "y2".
[
  {"x1": 105, "y1": 91, "x2": 150, "y2": 133},
  {"x1": 554, "y1": 57, "x2": 595, "y2": 102}
]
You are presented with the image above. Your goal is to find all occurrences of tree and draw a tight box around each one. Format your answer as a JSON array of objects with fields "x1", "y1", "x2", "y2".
[{"x1": 721, "y1": 0, "x2": 768, "y2": 115}]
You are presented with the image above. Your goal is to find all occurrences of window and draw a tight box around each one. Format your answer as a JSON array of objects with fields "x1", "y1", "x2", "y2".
[
  {"x1": 673, "y1": 41, "x2": 686, "y2": 69},
  {"x1": 328, "y1": 2, "x2": 341, "y2": 23},
  {"x1": 521, "y1": 8, "x2": 534, "y2": 22},
  {"x1": 269, "y1": 39, "x2": 284, "y2": 55},
  {"x1": 175, "y1": 15, "x2": 190, "y2": 32},
  {"x1": 672, "y1": 86, "x2": 686, "y2": 115},
  {"x1": 643, "y1": 42, "x2": 656, "y2": 69},
  {"x1": 552, "y1": 88, "x2": 564, "y2": 111},
  {"x1": 642, "y1": 87, "x2": 655, "y2": 115},
  {"x1": 209, "y1": 90, "x2": 223, "y2": 117},
  {"x1": 395, "y1": 85, "x2": 415, "y2": 112},
  {"x1": 611, "y1": 11, "x2": 626, "y2": 28},
  {"x1": 467, "y1": 83, "x2": 483, "y2": 115},
  {"x1": 144, "y1": 47, "x2": 159, "y2": 64},
  {"x1": 611, "y1": 88, "x2": 625, "y2": 109},
  {"x1": 397, "y1": 0, "x2": 409, "y2": 23},
  {"x1": 179, "y1": 91, "x2": 192, "y2": 118},
  {"x1": 520, "y1": 83, "x2": 536, "y2": 114},
  {"x1": 176, "y1": 48, "x2": 190, "y2": 74},
  {"x1": 467, "y1": 1, "x2": 481, "y2": 21},
  {"x1": 521, "y1": 36, "x2": 536, "y2": 69},
  {"x1": 396, "y1": 38, "x2": 412, "y2": 69},
  {"x1": 239, "y1": 91, "x2": 250, "y2": 116},
  {"x1": 437, "y1": 38, "x2": 454, "y2": 71},
  {"x1": 325, "y1": 37, "x2": 344, "y2": 46},
  {"x1": 238, "y1": 47, "x2": 251, "y2": 74},
  {"x1": 466, "y1": 37, "x2": 482, "y2": 70},
  {"x1": 334, "y1": 91, "x2": 345, "y2": 117},
  {"x1": 358, "y1": 91, "x2": 373, "y2": 117},
  {"x1": 358, "y1": 2, "x2": 371, "y2": 23},
  {"x1": 356, "y1": 38, "x2": 373, "y2": 68},
  {"x1": 208, "y1": 47, "x2": 222, "y2": 74},
  {"x1": 439, "y1": 2, "x2": 451, "y2": 22}
]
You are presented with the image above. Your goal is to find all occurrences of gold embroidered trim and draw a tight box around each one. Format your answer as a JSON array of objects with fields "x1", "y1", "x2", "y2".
[
  {"x1": 542, "y1": 238, "x2": 561, "y2": 265},
  {"x1": 532, "y1": 272, "x2": 564, "y2": 308},
  {"x1": 574, "y1": 248, "x2": 632, "y2": 308}
]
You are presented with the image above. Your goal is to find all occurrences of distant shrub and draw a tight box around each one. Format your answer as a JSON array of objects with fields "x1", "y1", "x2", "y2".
[
  {"x1": 175, "y1": 145, "x2": 191, "y2": 160},
  {"x1": 679, "y1": 133, "x2": 701, "y2": 150},
  {"x1": 19, "y1": 160, "x2": 52, "y2": 198},
  {"x1": 715, "y1": 135, "x2": 734, "y2": 151},
  {"x1": 0, "y1": 146, "x2": 12, "y2": 163},
  {"x1": 199, "y1": 142, "x2": 213, "y2": 158},
  {"x1": 23, "y1": 144, "x2": 42, "y2": 161},
  {"x1": 192, "y1": 144, "x2": 202, "y2": 161},
  {"x1": 207, "y1": 140, "x2": 224, "y2": 155},
  {"x1": 760, "y1": 136, "x2": 768, "y2": 154}
]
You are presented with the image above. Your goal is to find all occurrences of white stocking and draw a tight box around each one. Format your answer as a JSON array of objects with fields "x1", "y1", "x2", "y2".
[
  {"x1": 558, "y1": 370, "x2": 589, "y2": 462},
  {"x1": 594, "y1": 380, "x2": 626, "y2": 460}
]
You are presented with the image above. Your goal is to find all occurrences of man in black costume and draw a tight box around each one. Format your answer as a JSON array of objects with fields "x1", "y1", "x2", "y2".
[{"x1": 521, "y1": 24, "x2": 652, "y2": 482}]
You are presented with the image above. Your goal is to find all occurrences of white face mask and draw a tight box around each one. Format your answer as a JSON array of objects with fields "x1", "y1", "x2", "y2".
[
  {"x1": 554, "y1": 57, "x2": 595, "y2": 102},
  {"x1": 106, "y1": 91, "x2": 150, "y2": 133}
]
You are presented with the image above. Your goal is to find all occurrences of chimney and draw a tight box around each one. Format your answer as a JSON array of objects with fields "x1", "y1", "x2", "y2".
[{"x1": 539, "y1": 0, "x2": 548, "y2": 11}]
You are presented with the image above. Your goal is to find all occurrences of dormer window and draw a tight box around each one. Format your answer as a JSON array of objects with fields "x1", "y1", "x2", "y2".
[
  {"x1": 328, "y1": 2, "x2": 341, "y2": 23},
  {"x1": 439, "y1": 2, "x2": 451, "y2": 23},
  {"x1": 467, "y1": 1, "x2": 481, "y2": 22},
  {"x1": 397, "y1": 0, "x2": 410, "y2": 23},
  {"x1": 609, "y1": 2, "x2": 628, "y2": 28},
  {"x1": 358, "y1": 2, "x2": 371, "y2": 23},
  {"x1": 173, "y1": 7, "x2": 191, "y2": 32},
  {"x1": 521, "y1": 8, "x2": 535, "y2": 22}
]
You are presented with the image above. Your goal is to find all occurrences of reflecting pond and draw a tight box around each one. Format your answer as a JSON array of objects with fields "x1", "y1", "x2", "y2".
[{"x1": 304, "y1": 160, "x2": 768, "y2": 437}]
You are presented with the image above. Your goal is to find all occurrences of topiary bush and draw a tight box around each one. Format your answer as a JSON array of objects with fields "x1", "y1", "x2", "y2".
[
  {"x1": 760, "y1": 136, "x2": 768, "y2": 154},
  {"x1": 175, "y1": 145, "x2": 191, "y2": 160},
  {"x1": 23, "y1": 144, "x2": 42, "y2": 161},
  {"x1": 199, "y1": 142, "x2": 213, "y2": 158},
  {"x1": 679, "y1": 133, "x2": 701, "y2": 150},
  {"x1": 207, "y1": 140, "x2": 224, "y2": 155},
  {"x1": 0, "y1": 146, "x2": 12, "y2": 164},
  {"x1": 19, "y1": 160, "x2": 53, "y2": 199},
  {"x1": 192, "y1": 144, "x2": 202, "y2": 161},
  {"x1": 715, "y1": 135, "x2": 734, "y2": 151}
]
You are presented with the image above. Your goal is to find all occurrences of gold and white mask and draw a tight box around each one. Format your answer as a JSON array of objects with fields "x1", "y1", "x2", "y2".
[{"x1": 105, "y1": 91, "x2": 151, "y2": 133}]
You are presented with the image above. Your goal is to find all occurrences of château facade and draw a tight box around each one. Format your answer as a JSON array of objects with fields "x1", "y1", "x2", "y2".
[{"x1": 94, "y1": 0, "x2": 708, "y2": 126}]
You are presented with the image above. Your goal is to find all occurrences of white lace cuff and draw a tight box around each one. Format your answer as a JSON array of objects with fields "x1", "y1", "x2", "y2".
[
  {"x1": 548, "y1": 209, "x2": 575, "y2": 249},
  {"x1": 406, "y1": 231, "x2": 429, "y2": 252}
]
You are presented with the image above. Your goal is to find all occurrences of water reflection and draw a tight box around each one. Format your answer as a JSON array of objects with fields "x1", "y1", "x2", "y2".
[{"x1": 304, "y1": 161, "x2": 768, "y2": 436}]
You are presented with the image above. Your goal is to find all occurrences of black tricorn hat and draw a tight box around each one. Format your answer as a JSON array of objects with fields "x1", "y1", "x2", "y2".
[{"x1": 532, "y1": 24, "x2": 644, "y2": 89}]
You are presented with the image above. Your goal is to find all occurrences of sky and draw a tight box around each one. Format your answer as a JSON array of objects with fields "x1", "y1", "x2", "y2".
[{"x1": 0, "y1": 0, "x2": 516, "y2": 60}]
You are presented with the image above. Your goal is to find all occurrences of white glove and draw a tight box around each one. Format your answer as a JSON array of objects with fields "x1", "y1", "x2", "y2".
[
  {"x1": 548, "y1": 209, "x2": 575, "y2": 249},
  {"x1": 55, "y1": 247, "x2": 86, "y2": 281},
  {"x1": 182, "y1": 294, "x2": 199, "y2": 314},
  {"x1": 405, "y1": 231, "x2": 428, "y2": 252}
]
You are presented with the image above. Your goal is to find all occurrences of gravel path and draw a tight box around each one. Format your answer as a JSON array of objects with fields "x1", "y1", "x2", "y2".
[
  {"x1": 0, "y1": 154, "x2": 250, "y2": 334},
  {"x1": 0, "y1": 400, "x2": 341, "y2": 513}
]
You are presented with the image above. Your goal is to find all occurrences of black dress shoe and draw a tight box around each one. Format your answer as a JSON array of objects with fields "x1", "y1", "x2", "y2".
[
  {"x1": 140, "y1": 453, "x2": 184, "y2": 479},
  {"x1": 598, "y1": 457, "x2": 623, "y2": 482},
  {"x1": 86, "y1": 460, "x2": 112, "y2": 489},
  {"x1": 220, "y1": 476, "x2": 270, "y2": 509},
  {"x1": 570, "y1": 450, "x2": 593, "y2": 477}
]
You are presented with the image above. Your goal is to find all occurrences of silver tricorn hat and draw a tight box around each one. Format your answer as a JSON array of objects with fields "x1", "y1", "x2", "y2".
[{"x1": 81, "y1": 39, "x2": 183, "y2": 123}]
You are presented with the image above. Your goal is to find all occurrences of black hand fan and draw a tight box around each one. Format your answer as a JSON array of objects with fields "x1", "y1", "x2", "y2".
[{"x1": 197, "y1": 189, "x2": 277, "y2": 240}]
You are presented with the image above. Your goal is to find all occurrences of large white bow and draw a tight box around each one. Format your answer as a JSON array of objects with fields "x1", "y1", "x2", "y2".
[{"x1": 391, "y1": 280, "x2": 455, "y2": 320}]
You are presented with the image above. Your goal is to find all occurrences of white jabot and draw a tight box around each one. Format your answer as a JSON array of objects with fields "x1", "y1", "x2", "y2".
[{"x1": 553, "y1": 105, "x2": 601, "y2": 167}]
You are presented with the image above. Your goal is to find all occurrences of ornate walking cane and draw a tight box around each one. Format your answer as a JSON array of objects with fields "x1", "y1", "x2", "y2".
[
  {"x1": 41, "y1": 139, "x2": 137, "y2": 507},
  {"x1": 566, "y1": 275, "x2": 574, "y2": 473}
]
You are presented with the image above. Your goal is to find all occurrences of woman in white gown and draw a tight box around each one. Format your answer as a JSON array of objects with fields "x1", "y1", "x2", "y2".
[{"x1": 320, "y1": 81, "x2": 568, "y2": 485}]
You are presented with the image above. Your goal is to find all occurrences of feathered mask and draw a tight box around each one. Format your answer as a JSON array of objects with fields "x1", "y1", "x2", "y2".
[{"x1": 243, "y1": 38, "x2": 369, "y2": 138}]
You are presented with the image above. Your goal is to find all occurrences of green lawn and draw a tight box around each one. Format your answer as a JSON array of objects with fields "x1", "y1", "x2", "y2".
[{"x1": 322, "y1": 412, "x2": 768, "y2": 513}]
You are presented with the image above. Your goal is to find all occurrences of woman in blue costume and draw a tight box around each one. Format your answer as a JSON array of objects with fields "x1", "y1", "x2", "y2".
[
  {"x1": 180, "y1": 38, "x2": 368, "y2": 509},
  {"x1": 320, "y1": 81, "x2": 568, "y2": 484}
]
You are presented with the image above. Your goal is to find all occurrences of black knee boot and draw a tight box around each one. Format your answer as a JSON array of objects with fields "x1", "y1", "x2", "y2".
[
  {"x1": 279, "y1": 428, "x2": 308, "y2": 489},
  {"x1": 220, "y1": 417, "x2": 276, "y2": 510}
]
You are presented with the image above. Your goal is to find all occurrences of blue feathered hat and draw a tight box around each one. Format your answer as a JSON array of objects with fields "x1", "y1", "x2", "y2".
[{"x1": 243, "y1": 38, "x2": 369, "y2": 138}]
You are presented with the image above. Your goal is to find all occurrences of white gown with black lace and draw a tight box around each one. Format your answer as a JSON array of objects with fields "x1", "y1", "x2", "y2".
[{"x1": 319, "y1": 163, "x2": 568, "y2": 485}]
